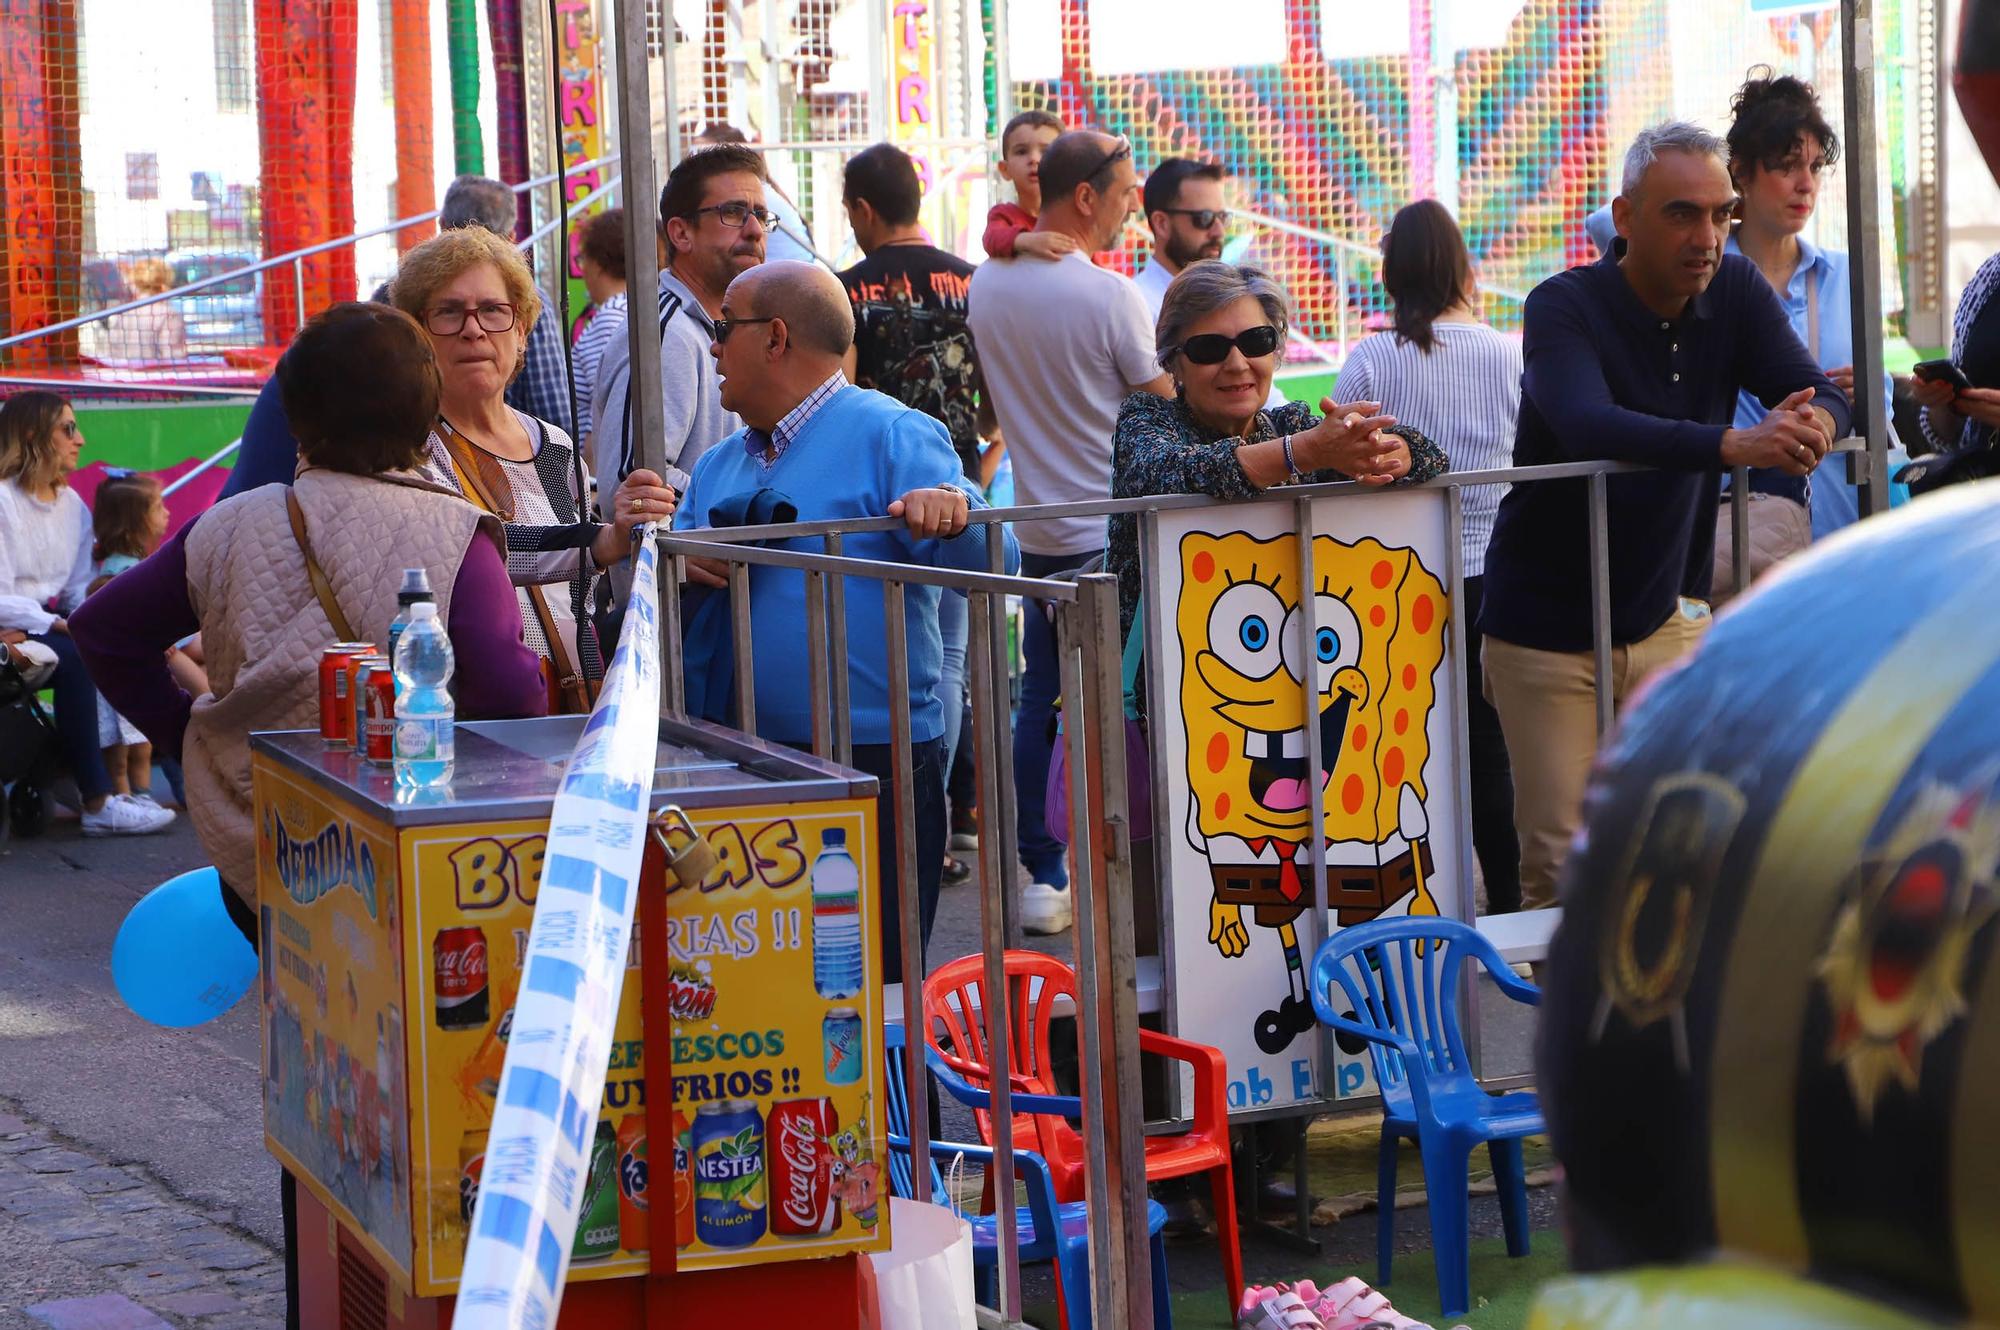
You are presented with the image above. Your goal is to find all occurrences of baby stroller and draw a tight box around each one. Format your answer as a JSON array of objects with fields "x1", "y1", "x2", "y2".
[{"x1": 0, "y1": 650, "x2": 59, "y2": 841}]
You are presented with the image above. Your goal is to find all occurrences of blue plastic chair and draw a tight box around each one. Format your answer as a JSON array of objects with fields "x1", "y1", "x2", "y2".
[
  {"x1": 882, "y1": 1024, "x2": 1172, "y2": 1330},
  {"x1": 1308, "y1": 916, "x2": 1544, "y2": 1319}
]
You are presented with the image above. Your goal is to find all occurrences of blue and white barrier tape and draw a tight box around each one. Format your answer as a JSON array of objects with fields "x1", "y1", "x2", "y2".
[{"x1": 456, "y1": 527, "x2": 664, "y2": 1330}]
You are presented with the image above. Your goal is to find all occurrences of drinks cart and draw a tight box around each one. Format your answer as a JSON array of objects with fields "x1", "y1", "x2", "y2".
[{"x1": 250, "y1": 714, "x2": 891, "y2": 1328}]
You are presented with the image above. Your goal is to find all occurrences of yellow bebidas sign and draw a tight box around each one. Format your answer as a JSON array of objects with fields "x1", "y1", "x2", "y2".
[{"x1": 1149, "y1": 490, "x2": 1462, "y2": 1112}]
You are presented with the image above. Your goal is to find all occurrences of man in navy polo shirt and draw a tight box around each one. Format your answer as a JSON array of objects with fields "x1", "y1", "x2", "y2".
[{"x1": 1480, "y1": 121, "x2": 1851, "y2": 912}]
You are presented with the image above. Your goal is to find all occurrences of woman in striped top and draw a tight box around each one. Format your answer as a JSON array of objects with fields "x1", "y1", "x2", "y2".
[{"x1": 1332, "y1": 199, "x2": 1523, "y2": 913}]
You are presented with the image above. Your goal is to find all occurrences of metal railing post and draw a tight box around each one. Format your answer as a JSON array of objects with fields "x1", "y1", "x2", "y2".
[
  {"x1": 1587, "y1": 471, "x2": 1615, "y2": 736},
  {"x1": 1293, "y1": 496, "x2": 1337, "y2": 1114},
  {"x1": 292, "y1": 259, "x2": 305, "y2": 330},
  {"x1": 825, "y1": 532, "x2": 854, "y2": 766},
  {"x1": 967, "y1": 589, "x2": 1023, "y2": 1320},
  {"x1": 985, "y1": 530, "x2": 1022, "y2": 948},
  {"x1": 883, "y1": 581, "x2": 931, "y2": 1197},
  {"x1": 727, "y1": 560, "x2": 757, "y2": 734},
  {"x1": 659, "y1": 552, "x2": 686, "y2": 717},
  {"x1": 1063, "y1": 576, "x2": 1151, "y2": 1330},
  {"x1": 1730, "y1": 466, "x2": 1751, "y2": 599},
  {"x1": 806, "y1": 569, "x2": 834, "y2": 759}
]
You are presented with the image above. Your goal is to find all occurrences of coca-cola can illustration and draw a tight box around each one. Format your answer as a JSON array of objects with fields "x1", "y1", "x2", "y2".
[
  {"x1": 433, "y1": 927, "x2": 489, "y2": 1030},
  {"x1": 767, "y1": 1097, "x2": 839, "y2": 1238}
]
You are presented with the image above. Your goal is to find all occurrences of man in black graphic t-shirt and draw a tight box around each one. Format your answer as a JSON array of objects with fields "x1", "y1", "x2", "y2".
[{"x1": 838, "y1": 143, "x2": 990, "y2": 485}]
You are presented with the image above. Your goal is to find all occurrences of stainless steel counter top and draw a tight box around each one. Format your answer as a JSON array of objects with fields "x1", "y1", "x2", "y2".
[{"x1": 249, "y1": 714, "x2": 877, "y2": 826}]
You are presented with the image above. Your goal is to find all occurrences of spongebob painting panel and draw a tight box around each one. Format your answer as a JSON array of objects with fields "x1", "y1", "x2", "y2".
[{"x1": 1150, "y1": 492, "x2": 1463, "y2": 1111}]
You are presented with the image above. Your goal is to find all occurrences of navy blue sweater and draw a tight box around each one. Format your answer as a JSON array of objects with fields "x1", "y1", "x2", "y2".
[{"x1": 1480, "y1": 247, "x2": 1850, "y2": 652}]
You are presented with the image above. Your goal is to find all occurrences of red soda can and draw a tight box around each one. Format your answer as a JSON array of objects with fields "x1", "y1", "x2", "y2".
[
  {"x1": 433, "y1": 927, "x2": 490, "y2": 1030},
  {"x1": 767, "y1": 1097, "x2": 839, "y2": 1237},
  {"x1": 362, "y1": 662, "x2": 397, "y2": 765},
  {"x1": 319, "y1": 644, "x2": 373, "y2": 745},
  {"x1": 349, "y1": 657, "x2": 387, "y2": 761}
]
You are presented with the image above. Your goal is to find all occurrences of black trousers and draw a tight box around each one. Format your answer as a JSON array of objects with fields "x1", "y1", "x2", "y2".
[
  {"x1": 222, "y1": 883, "x2": 301, "y2": 1330},
  {"x1": 1462, "y1": 576, "x2": 1522, "y2": 914}
]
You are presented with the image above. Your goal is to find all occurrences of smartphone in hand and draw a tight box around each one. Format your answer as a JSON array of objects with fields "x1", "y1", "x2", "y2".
[{"x1": 1913, "y1": 358, "x2": 1974, "y2": 392}]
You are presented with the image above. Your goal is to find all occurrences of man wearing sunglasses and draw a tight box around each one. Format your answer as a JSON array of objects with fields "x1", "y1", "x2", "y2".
[
  {"x1": 968, "y1": 129, "x2": 1173, "y2": 934},
  {"x1": 1134, "y1": 157, "x2": 1285, "y2": 412},
  {"x1": 676, "y1": 260, "x2": 1019, "y2": 982}
]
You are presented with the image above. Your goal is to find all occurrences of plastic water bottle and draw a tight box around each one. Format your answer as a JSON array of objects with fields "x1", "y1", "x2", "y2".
[
  {"x1": 810, "y1": 829, "x2": 863, "y2": 999},
  {"x1": 384, "y1": 568, "x2": 434, "y2": 665},
  {"x1": 393, "y1": 601, "x2": 454, "y2": 788}
]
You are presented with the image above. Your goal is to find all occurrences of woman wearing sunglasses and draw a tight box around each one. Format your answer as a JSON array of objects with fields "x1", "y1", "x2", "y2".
[{"x1": 1106, "y1": 260, "x2": 1447, "y2": 664}]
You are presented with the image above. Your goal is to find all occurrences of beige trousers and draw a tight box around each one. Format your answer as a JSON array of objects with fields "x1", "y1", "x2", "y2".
[{"x1": 1482, "y1": 607, "x2": 1710, "y2": 910}]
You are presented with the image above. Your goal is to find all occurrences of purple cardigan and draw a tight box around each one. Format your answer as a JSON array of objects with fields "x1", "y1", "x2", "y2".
[{"x1": 72, "y1": 515, "x2": 548, "y2": 761}]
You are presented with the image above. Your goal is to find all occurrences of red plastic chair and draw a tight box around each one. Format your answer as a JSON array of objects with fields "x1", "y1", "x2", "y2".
[{"x1": 921, "y1": 950, "x2": 1244, "y2": 1313}]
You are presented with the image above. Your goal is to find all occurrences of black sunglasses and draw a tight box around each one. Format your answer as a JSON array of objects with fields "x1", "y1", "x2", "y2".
[
  {"x1": 1173, "y1": 324, "x2": 1280, "y2": 365},
  {"x1": 712, "y1": 315, "x2": 778, "y2": 343},
  {"x1": 1076, "y1": 134, "x2": 1133, "y2": 189},
  {"x1": 1160, "y1": 207, "x2": 1230, "y2": 229}
]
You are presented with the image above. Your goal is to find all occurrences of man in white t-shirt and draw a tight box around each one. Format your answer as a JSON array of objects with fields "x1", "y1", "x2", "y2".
[
  {"x1": 1133, "y1": 157, "x2": 1285, "y2": 411},
  {"x1": 969, "y1": 129, "x2": 1172, "y2": 934}
]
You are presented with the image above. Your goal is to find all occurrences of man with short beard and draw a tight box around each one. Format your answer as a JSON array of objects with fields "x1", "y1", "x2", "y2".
[
  {"x1": 1134, "y1": 158, "x2": 1283, "y2": 408},
  {"x1": 1132, "y1": 158, "x2": 1228, "y2": 322}
]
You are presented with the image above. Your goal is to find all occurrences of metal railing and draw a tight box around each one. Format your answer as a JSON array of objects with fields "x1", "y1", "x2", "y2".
[
  {"x1": 0, "y1": 149, "x2": 622, "y2": 363},
  {"x1": 643, "y1": 451, "x2": 1796, "y2": 1327}
]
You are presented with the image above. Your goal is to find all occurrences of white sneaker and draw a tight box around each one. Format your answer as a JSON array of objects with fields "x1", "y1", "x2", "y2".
[
  {"x1": 1020, "y1": 882, "x2": 1073, "y2": 935},
  {"x1": 948, "y1": 829, "x2": 979, "y2": 852},
  {"x1": 82, "y1": 796, "x2": 176, "y2": 837},
  {"x1": 125, "y1": 792, "x2": 172, "y2": 816}
]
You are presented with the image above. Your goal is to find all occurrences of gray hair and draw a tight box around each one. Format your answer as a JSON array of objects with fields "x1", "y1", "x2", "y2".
[
  {"x1": 1155, "y1": 260, "x2": 1291, "y2": 371},
  {"x1": 441, "y1": 175, "x2": 517, "y2": 235},
  {"x1": 1620, "y1": 121, "x2": 1727, "y2": 197}
]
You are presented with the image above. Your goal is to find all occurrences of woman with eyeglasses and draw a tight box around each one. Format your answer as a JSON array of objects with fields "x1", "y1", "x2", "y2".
[
  {"x1": 389, "y1": 227, "x2": 676, "y2": 710},
  {"x1": 1106, "y1": 261, "x2": 1446, "y2": 669}
]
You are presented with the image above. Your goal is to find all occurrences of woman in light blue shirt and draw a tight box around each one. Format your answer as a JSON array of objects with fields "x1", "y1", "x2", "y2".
[{"x1": 1723, "y1": 69, "x2": 1893, "y2": 541}]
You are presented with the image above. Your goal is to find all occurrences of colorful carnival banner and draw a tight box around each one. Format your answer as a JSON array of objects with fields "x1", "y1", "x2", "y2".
[{"x1": 455, "y1": 526, "x2": 664, "y2": 1327}]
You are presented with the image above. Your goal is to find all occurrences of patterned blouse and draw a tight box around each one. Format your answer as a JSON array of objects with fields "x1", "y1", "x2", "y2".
[{"x1": 1106, "y1": 392, "x2": 1448, "y2": 646}]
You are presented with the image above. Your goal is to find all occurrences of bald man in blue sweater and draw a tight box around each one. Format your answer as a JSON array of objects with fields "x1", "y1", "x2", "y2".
[{"x1": 676, "y1": 260, "x2": 1020, "y2": 982}]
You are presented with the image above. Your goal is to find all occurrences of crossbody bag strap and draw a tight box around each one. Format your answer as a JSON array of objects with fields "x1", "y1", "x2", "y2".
[
  {"x1": 526, "y1": 419, "x2": 591, "y2": 713},
  {"x1": 286, "y1": 489, "x2": 358, "y2": 642}
]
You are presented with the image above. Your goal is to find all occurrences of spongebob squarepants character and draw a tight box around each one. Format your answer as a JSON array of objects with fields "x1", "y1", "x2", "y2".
[{"x1": 1177, "y1": 530, "x2": 1448, "y2": 1055}]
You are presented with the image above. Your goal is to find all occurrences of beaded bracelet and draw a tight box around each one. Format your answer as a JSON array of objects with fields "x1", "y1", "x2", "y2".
[{"x1": 1281, "y1": 433, "x2": 1304, "y2": 480}]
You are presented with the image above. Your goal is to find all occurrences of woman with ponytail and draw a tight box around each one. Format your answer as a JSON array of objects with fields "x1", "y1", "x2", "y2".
[{"x1": 1331, "y1": 198, "x2": 1524, "y2": 913}]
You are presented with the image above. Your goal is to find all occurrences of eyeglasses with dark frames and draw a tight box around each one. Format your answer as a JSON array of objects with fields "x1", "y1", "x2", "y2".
[
  {"x1": 1159, "y1": 207, "x2": 1231, "y2": 229},
  {"x1": 424, "y1": 302, "x2": 517, "y2": 337},
  {"x1": 712, "y1": 315, "x2": 779, "y2": 344},
  {"x1": 693, "y1": 201, "x2": 778, "y2": 230}
]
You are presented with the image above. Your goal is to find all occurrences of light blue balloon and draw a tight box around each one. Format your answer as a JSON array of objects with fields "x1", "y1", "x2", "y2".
[{"x1": 112, "y1": 867, "x2": 259, "y2": 1029}]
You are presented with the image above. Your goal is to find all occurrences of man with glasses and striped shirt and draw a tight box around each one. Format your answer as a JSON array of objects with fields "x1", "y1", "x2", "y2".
[{"x1": 589, "y1": 144, "x2": 770, "y2": 641}]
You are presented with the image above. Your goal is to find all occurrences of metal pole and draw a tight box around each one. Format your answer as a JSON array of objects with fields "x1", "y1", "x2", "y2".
[
  {"x1": 990, "y1": 0, "x2": 1013, "y2": 138},
  {"x1": 807, "y1": 569, "x2": 834, "y2": 759},
  {"x1": 1730, "y1": 468, "x2": 1750, "y2": 599},
  {"x1": 826, "y1": 533, "x2": 854, "y2": 766},
  {"x1": 1293, "y1": 497, "x2": 1336, "y2": 1108},
  {"x1": 1433, "y1": 0, "x2": 1460, "y2": 215},
  {"x1": 613, "y1": 0, "x2": 671, "y2": 716},
  {"x1": 986, "y1": 532, "x2": 1022, "y2": 947},
  {"x1": 292, "y1": 259, "x2": 305, "y2": 328},
  {"x1": 1842, "y1": 0, "x2": 1892, "y2": 516},
  {"x1": 728, "y1": 560, "x2": 758, "y2": 734},
  {"x1": 967, "y1": 592, "x2": 1023, "y2": 1320},
  {"x1": 1586, "y1": 471, "x2": 1614, "y2": 737},
  {"x1": 883, "y1": 582, "x2": 930, "y2": 1202}
]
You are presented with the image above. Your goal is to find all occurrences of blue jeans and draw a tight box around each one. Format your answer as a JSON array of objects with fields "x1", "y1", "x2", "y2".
[
  {"x1": 1014, "y1": 551, "x2": 1090, "y2": 888},
  {"x1": 33, "y1": 631, "x2": 111, "y2": 802},
  {"x1": 937, "y1": 590, "x2": 968, "y2": 777}
]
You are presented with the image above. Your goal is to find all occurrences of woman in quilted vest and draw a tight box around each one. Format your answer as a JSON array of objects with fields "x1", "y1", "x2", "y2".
[
  {"x1": 389, "y1": 226, "x2": 675, "y2": 712},
  {"x1": 73, "y1": 303, "x2": 552, "y2": 909},
  {"x1": 73, "y1": 302, "x2": 551, "y2": 1330}
]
